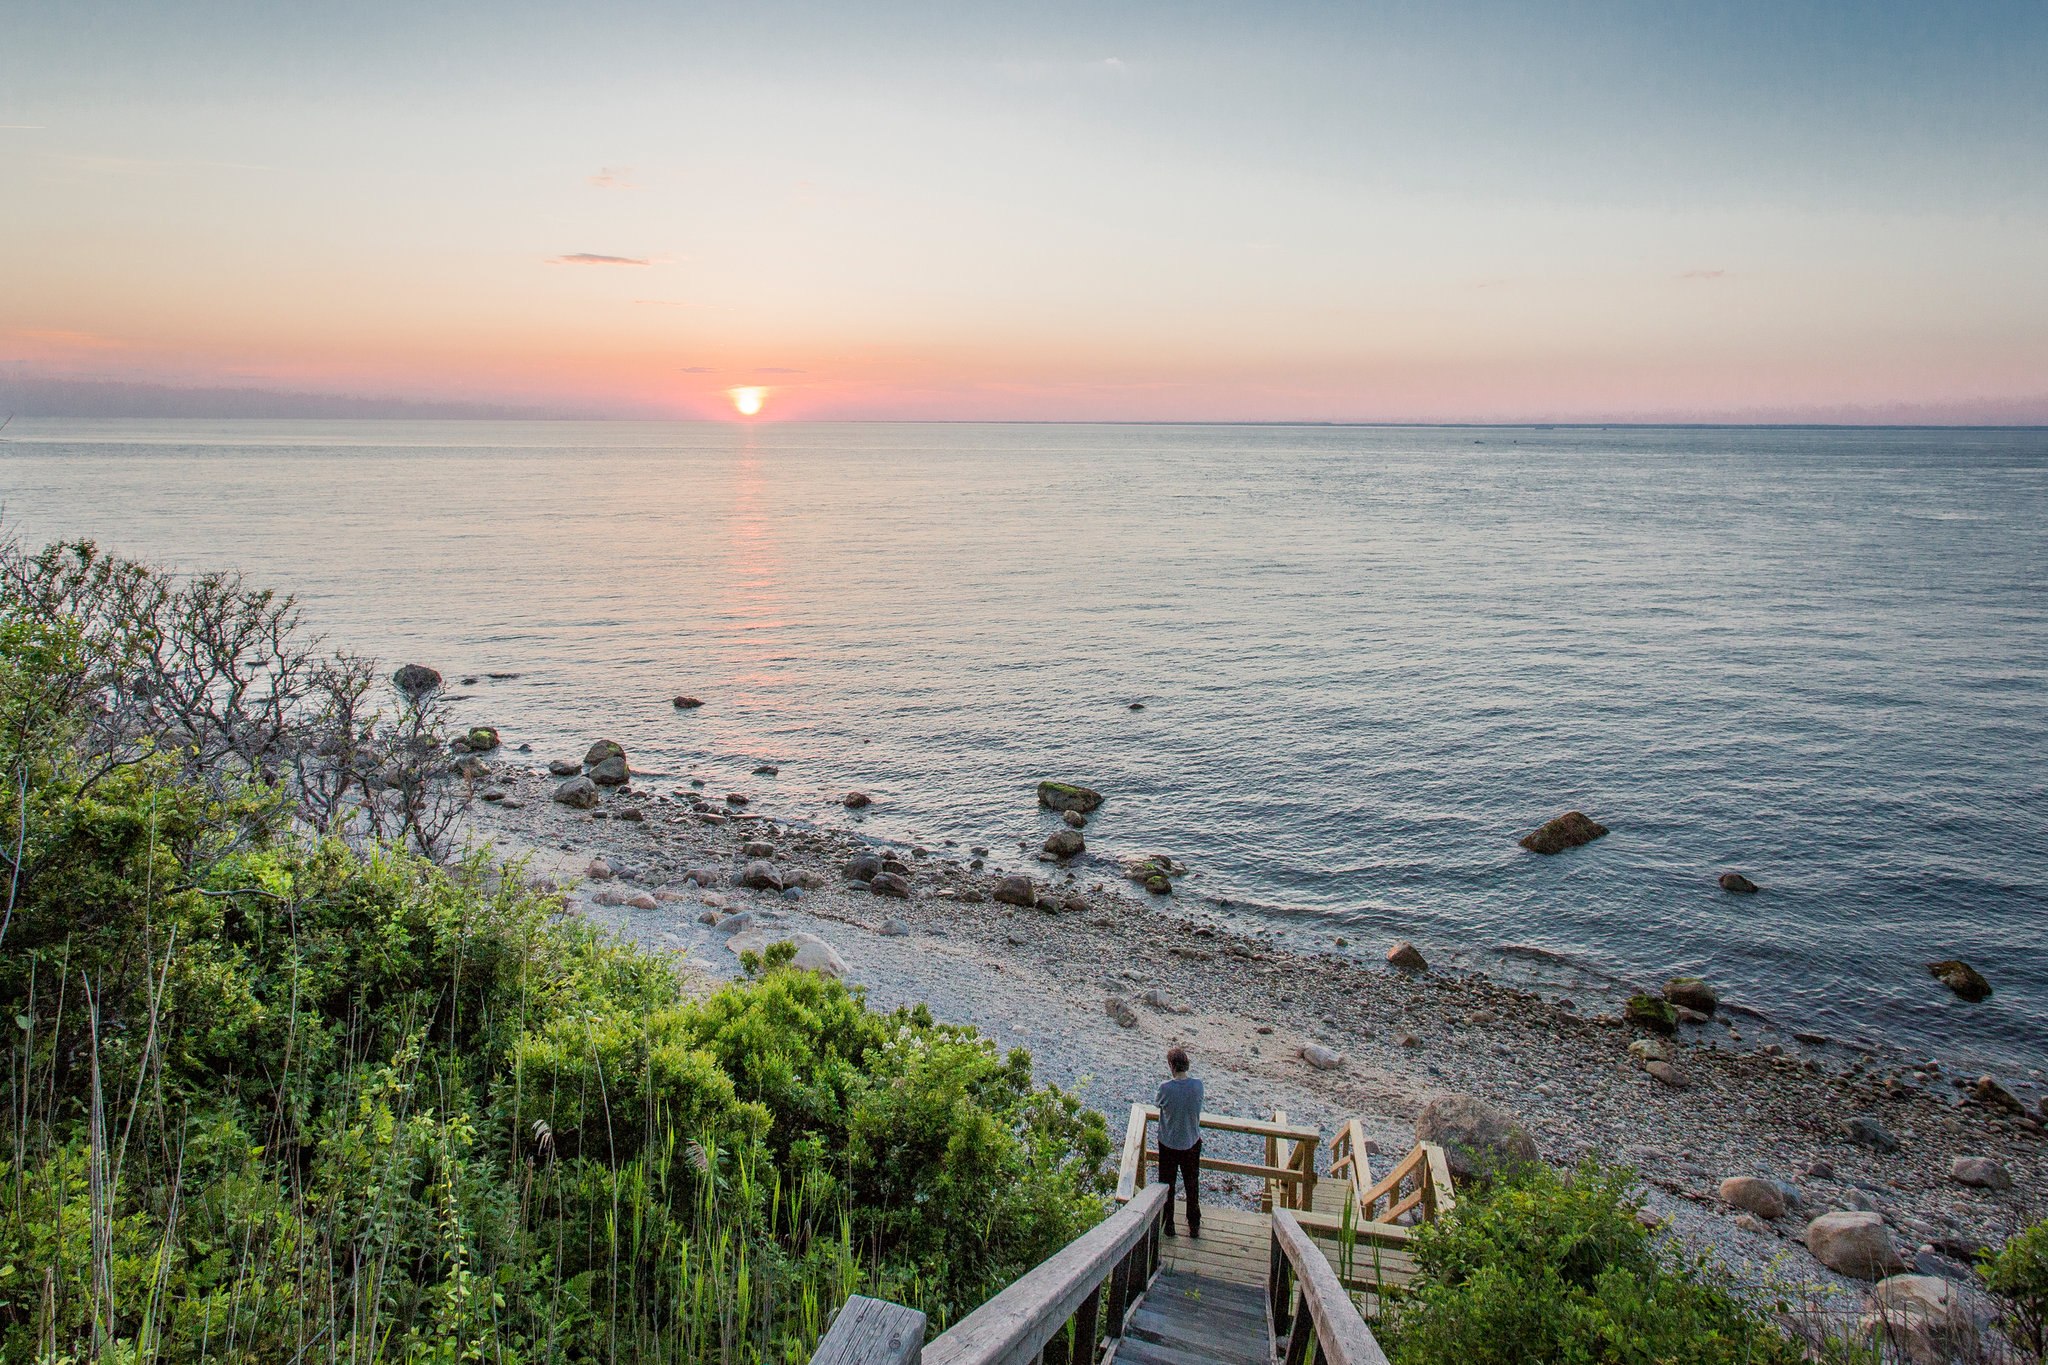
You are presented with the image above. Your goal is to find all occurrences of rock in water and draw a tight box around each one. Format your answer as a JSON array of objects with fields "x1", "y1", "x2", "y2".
[
  {"x1": 1105, "y1": 996, "x2": 1139, "y2": 1028},
  {"x1": 393, "y1": 663, "x2": 442, "y2": 696},
  {"x1": 1043, "y1": 828, "x2": 1085, "y2": 859},
  {"x1": 1625, "y1": 994, "x2": 1678, "y2": 1035},
  {"x1": 1719, "y1": 1177, "x2": 1787, "y2": 1220},
  {"x1": 1808, "y1": 1211, "x2": 1908, "y2": 1280},
  {"x1": 1518, "y1": 810, "x2": 1609, "y2": 855},
  {"x1": 1300, "y1": 1043, "x2": 1345, "y2": 1071},
  {"x1": 1414, "y1": 1094, "x2": 1539, "y2": 1182},
  {"x1": 553, "y1": 776, "x2": 600, "y2": 809},
  {"x1": 1949, "y1": 1156, "x2": 2011, "y2": 1190},
  {"x1": 1062, "y1": 809, "x2": 1087, "y2": 828},
  {"x1": 842, "y1": 792, "x2": 872, "y2": 809},
  {"x1": 1037, "y1": 781, "x2": 1104, "y2": 813},
  {"x1": 752, "y1": 764, "x2": 778, "y2": 776},
  {"x1": 584, "y1": 739, "x2": 625, "y2": 767},
  {"x1": 1663, "y1": 977, "x2": 1718, "y2": 1015},
  {"x1": 1387, "y1": 941, "x2": 1428, "y2": 972},
  {"x1": 992, "y1": 874, "x2": 1036, "y2": 908},
  {"x1": 1861, "y1": 1275, "x2": 1979, "y2": 1365},
  {"x1": 589, "y1": 755, "x2": 630, "y2": 786},
  {"x1": 1718, "y1": 871, "x2": 1759, "y2": 894},
  {"x1": 739, "y1": 861, "x2": 784, "y2": 892},
  {"x1": 1926, "y1": 960, "x2": 1992, "y2": 1002},
  {"x1": 548, "y1": 758, "x2": 582, "y2": 777},
  {"x1": 672, "y1": 695, "x2": 703, "y2": 709},
  {"x1": 1839, "y1": 1116, "x2": 1901, "y2": 1152}
]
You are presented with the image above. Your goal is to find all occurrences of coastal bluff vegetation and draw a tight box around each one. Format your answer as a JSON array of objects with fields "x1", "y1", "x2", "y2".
[{"x1": 0, "y1": 538, "x2": 2042, "y2": 1364}]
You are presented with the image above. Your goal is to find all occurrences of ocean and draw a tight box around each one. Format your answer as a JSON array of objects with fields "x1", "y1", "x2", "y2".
[{"x1": 4, "y1": 419, "x2": 2043, "y2": 1076}]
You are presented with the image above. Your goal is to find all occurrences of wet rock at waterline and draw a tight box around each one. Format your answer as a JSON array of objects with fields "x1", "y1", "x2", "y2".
[
  {"x1": 1625, "y1": 994, "x2": 1678, "y2": 1034},
  {"x1": 1518, "y1": 810, "x2": 1609, "y2": 855},
  {"x1": 1663, "y1": 977, "x2": 1718, "y2": 1015},
  {"x1": 1037, "y1": 781, "x2": 1104, "y2": 813},
  {"x1": 1043, "y1": 828, "x2": 1085, "y2": 859},
  {"x1": 1927, "y1": 960, "x2": 1991, "y2": 1002},
  {"x1": 589, "y1": 755, "x2": 630, "y2": 786},
  {"x1": 1062, "y1": 809, "x2": 1087, "y2": 828},
  {"x1": 1387, "y1": 941, "x2": 1428, "y2": 973},
  {"x1": 842, "y1": 792, "x2": 872, "y2": 809},
  {"x1": 393, "y1": 663, "x2": 442, "y2": 695},
  {"x1": 584, "y1": 739, "x2": 624, "y2": 766},
  {"x1": 1718, "y1": 871, "x2": 1759, "y2": 894},
  {"x1": 673, "y1": 695, "x2": 703, "y2": 709}
]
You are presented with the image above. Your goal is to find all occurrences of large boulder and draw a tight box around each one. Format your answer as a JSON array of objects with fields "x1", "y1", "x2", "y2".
[
  {"x1": 788, "y1": 934, "x2": 848, "y2": 979},
  {"x1": 1043, "y1": 828, "x2": 1085, "y2": 859},
  {"x1": 589, "y1": 755, "x2": 630, "y2": 786},
  {"x1": 1808, "y1": 1211, "x2": 1908, "y2": 1280},
  {"x1": 1949, "y1": 1156, "x2": 2012, "y2": 1190},
  {"x1": 584, "y1": 739, "x2": 625, "y2": 767},
  {"x1": 992, "y1": 874, "x2": 1036, "y2": 908},
  {"x1": 1414, "y1": 1094, "x2": 1539, "y2": 1182},
  {"x1": 1860, "y1": 1274, "x2": 1979, "y2": 1365},
  {"x1": 553, "y1": 776, "x2": 600, "y2": 809},
  {"x1": 1718, "y1": 1177, "x2": 1786, "y2": 1220},
  {"x1": 1518, "y1": 811, "x2": 1609, "y2": 855},
  {"x1": 1037, "y1": 781, "x2": 1104, "y2": 813},
  {"x1": 1387, "y1": 941, "x2": 1428, "y2": 972},
  {"x1": 739, "y1": 860, "x2": 784, "y2": 892},
  {"x1": 843, "y1": 792, "x2": 872, "y2": 809},
  {"x1": 1718, "y1": 871, "x2": 1759, "y2": 894},
  {"x1": 1663, "y1": 977, "x2": 1718, "y2": 1015},
  {"x1": 393, "y1": 664, "x2": 442, "y2": 696},
  {"x1": 1927, "y1": 960, "x2": 1991, "y2": 1002}
]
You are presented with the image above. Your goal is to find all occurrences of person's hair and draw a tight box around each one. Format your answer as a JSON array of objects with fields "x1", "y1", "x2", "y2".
[{"x1": 1167, "y1": 1047, "x2": 1190, "y2": 1075}]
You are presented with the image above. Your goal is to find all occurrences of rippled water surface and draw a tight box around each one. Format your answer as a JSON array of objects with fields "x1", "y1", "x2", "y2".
[{"x1": 5, "y1": 420, "x2": 2044, "y2": 1073}]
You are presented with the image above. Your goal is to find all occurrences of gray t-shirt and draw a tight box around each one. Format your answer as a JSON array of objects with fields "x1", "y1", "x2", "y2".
[{"x1": 1156, "y1": 1076, "x2": 1204, "y2": 1151}]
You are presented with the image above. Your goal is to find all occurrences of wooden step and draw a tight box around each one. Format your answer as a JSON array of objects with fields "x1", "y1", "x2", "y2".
[
  {"x1": 1125, "y1": 1313, "x2": 1267, "y2": 1365},
  {"x1": 1115, "y1": 1332, "x2": 1266, "y2": 1365}
]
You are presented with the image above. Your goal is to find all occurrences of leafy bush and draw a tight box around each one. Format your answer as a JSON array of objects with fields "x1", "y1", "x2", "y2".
[
  {"x1": 1381, "y1": 1160, "x2": 1803, "y2": 1365},
  {"x1": 0, "y1": 552, "x2": 1112, "y2": 1363},
  {"x1": 1982, "y1": 1220, "x2": 2048, "y2": 1360}
]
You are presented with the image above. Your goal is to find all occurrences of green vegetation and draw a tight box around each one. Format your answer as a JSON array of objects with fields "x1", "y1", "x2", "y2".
[
  {"x1": 1981, "y1": 1219, "x2": 2048, "y2": 1360},
  {"x1": 1380, "y1": 1160, "x2": 1802, "y2": 1365},
  {"x1": 0, "y1": 544, "x2": 1111, "y2": 1363}
]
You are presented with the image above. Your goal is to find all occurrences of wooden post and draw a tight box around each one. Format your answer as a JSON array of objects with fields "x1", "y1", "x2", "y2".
[
  {"x1": 812, "y1": 1296, "x2": 927, "y2": 1365},
  {"x1": 1104, "y1": 1247, "x2": 1132, "y2": 1339},
  {"x1": 1283, "y1": 1289, "x2": 1315, "y2": 1365},
  {"x1": 1071, "y1": 1277, "x2": 1101, "y2": 1365}
]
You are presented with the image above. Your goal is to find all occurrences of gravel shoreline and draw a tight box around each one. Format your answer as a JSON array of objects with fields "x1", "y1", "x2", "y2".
[{"x1": 461, "y1": 757, "x2": 2044, "y2": 1313}]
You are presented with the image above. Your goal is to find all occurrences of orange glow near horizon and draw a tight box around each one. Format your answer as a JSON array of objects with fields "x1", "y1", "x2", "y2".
[{"x1": 730, "y1": 387, "x2": 765, "y2": 416}]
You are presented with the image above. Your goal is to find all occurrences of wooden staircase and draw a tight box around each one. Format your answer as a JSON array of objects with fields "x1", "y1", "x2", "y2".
[{"x1": 812, "y1": 1107, "x2": 1457, "y2": 1365}]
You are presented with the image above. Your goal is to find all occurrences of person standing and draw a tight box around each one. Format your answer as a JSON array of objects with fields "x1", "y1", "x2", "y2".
[{"x1": 1155, "y1": 1046, "x2": 1203, "y2": 1237}]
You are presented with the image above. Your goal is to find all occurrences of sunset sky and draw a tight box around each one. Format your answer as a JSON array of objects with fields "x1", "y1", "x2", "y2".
[{"x1": 3, "y1": 0, "x2": 2045, "y2": 422}]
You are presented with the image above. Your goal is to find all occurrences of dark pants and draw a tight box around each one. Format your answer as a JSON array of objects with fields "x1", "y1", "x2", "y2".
[{"x1": 1158, "y1": 1141, "x2": 1201, "y2": 1233}]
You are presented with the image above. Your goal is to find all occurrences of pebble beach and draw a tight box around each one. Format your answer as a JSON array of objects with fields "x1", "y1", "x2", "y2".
[{"x1": 459, "y1": 745, "x2": 2046, "y2": 1321}]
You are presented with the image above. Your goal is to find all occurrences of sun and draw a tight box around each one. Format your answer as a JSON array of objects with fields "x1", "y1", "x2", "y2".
[{"x1": 730, "y1": 387, "x2": 765, "y2": 416}]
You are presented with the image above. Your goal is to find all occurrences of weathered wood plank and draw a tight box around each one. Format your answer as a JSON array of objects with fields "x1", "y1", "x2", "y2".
[
  {"x1": 1271, "y1": 1211, "x2": 1393, "y2": 1365},
  {"x1": 813, "y1": 1296, "x2": 928, "y2": 1365},
  {"x1": 1117, "y1": 1106, "x2": 1152, "y2": 1201},
  {"x1": 1129, "y1": 1104, "x2": 1321, "y2": 1143}
]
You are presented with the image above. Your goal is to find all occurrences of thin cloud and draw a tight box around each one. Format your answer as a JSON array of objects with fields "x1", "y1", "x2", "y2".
[
  {"x1": 680, "y1": 366, "x2": 715, "y2": 374},
  {"x1": 589, "y1": 167, "x2": 638, "y2": 189},
  {"x1": 547, "y1": 253, "x2": 650, "y2": 266},
  {"x1": 1682, "y1": 269, "x2": 1726, "y2": 279}
]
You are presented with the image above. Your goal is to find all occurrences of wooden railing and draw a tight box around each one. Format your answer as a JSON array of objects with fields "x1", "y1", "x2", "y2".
[
  {"x1": 905, "y1": 1182, "x2": 1170, "y2": 1365},
  {"x1": 1299, "y1": 1130, "x2": 1456, "y2": 1253},
  {"x1": 1268, "y1": 1209, "x2": 1392, "y2": 1365},
  {"x1": 1114, "y1": 1104, "x2": 1320, "y2": 1211}
]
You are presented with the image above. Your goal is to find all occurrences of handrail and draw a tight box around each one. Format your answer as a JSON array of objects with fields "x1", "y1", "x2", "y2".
[
  {"x1": 1268, "y1": 1209, "x2": 1392, "y2": 1365},
  {"x1": 923, "y1": 1183, "x2": 1170, "y2": 1365},
  {"x1": 1115, "y1": 1104, "x2": 1320, "y2": 1209}
]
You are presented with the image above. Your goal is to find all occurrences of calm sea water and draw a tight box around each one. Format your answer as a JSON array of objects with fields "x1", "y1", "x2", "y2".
[{"x1": 4, "y1": 419, "x2": 2044, "y2": 1076}]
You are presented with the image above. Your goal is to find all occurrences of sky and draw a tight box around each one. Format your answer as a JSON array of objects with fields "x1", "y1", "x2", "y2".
[{"x1": 2, "y1": 0, "x2": 2046, "y2": 423}]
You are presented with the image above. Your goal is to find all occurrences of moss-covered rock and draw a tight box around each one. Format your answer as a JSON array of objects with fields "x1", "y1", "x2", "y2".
[
  {"x1": 466, "y1": 726, "x2": 500, "y2": 751},
  {"x1": 1625, "y1": 993, "x2": 1677, "y2": 1034},
  {"x1": 1037, "y1": 781, "x2": 1104, "y2": 813}
]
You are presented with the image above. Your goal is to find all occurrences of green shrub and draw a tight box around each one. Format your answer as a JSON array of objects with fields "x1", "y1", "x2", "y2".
[
  {"x1": 1382, "y1": 1160, "x2": 1803, "y2": 1365},
  {"x1": 1982, "y1": 1219, "x2": 2048, "y2": 1360}
]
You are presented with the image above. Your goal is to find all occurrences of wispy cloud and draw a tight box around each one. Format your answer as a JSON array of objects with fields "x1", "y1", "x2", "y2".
[
  {"x1": 547, "y1": 253, "x2": 650, "y2": 266},
  {"x1": 1681, "y1": 269, "x2": 1726, "y2": 279},
  {"x1": 680, "y1": 366, "x2": 715, "y2": 374},
  {"x1": 589, "y1": 167, "x2": 637, "y2": 189}
]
